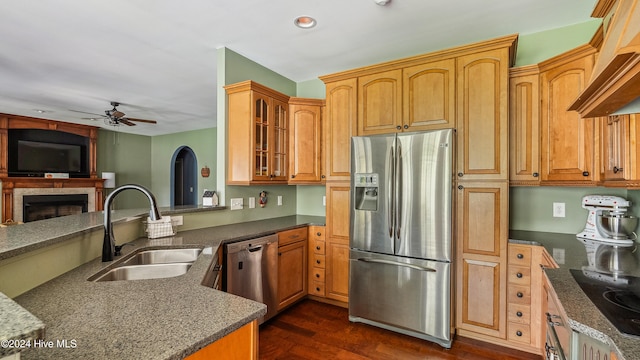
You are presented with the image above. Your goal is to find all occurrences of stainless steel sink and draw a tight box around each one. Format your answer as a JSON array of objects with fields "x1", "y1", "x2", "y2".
[
  {"x1": 119, "y1": 248, "x2": 202, "y2": 266},
  {"x1": 89, "y1": 246, "x2": 203, "y2": 282},
  {"x1": 90, "y1": 263, "x2": 193, "y2": 282}
]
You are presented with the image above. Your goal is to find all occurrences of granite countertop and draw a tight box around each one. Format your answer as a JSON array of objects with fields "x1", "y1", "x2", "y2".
[
  {"x1": 4, "y1": 214, "x2": 325, "y2": 359},
  {"x1": 0, "y1": 292, "x2": 44, "y2": 357},
  {"x1": 509, "y1": 230, "x2": 640, "y2": 360}
]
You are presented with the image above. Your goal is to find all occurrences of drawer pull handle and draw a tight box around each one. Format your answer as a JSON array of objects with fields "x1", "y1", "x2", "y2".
[
  {"x1": 517, "y1": 253, "x2": 524, "y2": 259},
  {"x1": 316, "y1": 246, "x2": 321, "y2": 250},
  {"x1": 316, "y1": 232, "x2": 322, "y2": 236},
  {"x1": 316, "y1": 260, "x2": 321, "y2": 264},
  {"x1": 516, "y1": 330, "x2": 522, "y2": 337},
  {"x1": 516, "y1": 311, "x2": 523, "y2": 317},
  {"x1": 316, "y1": 287, "x2": 321, "y2": 291},
  {"x1": 517, "y1": 292, "x2": 524, "y2": 298},
  {"x1": 516, "y1": 272, "x2": 523, "y2": 278},
  {"x1": 315, "y1": 274, "x2": 320, "y2": 278}
]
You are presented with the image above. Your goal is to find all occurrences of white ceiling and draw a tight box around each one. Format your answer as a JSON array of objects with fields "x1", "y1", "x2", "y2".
[{"x1": 0, "y1": 0, "x2": 597, "y2": 136}]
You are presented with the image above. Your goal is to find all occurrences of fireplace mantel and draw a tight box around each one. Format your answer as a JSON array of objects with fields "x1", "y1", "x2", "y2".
[{"x1": 0, "y1": 114, "x2": 104, "y2": 222}]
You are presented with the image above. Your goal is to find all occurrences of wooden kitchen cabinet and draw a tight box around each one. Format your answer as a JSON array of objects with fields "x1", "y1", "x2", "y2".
[
  {"x1": 277, "y1": 227, "x2": 307, "y2": 310},
  {"x1": 225, "y1": 80, "x2": 290, "y2": 185},
  {"x1": 308, "y1": 225, "x2": 327, "y2": 298},
  {"x1": 288, "y1": 97, "x2": 324, "y2": 184},
  {"x1": 539, "y1": 45, "x2": 599, "y2": 185},
  {"x1": 324, "y1": 182, "x2": 350, "y2": 305},
  {"x1": 402, "y1": 58, "x2": 456, "y2": 131},
  {"x1": 456, "y1": 181, "x2": 508, "y2": 340},
  {"x1": 456, "y1": 47, "x2": 510, "y2": 181},
  {"x1": 509, "y1": 65, "x2": 541, "y2": 185},
  {"x1": 321, "y1": 78, "x2": 357, "y2": 182},
  {"x1": 185, "y1": 320, "x2": 258, "y2": 360},
  {"x1": 357, "y1": 69, "x2": 403, "y2": 135},
  {"x1": 601, "y1": 114, "x2": 640, "y2": 187}
]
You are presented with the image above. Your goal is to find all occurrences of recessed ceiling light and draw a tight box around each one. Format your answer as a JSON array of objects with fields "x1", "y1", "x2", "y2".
[{"x1": 294, "y1": 16, "x2": 316, "y2": 29}]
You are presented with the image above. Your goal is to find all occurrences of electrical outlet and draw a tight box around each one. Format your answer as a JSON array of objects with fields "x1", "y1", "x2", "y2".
[
  {"x1": 277, "y1": 196, "x2": 282, "y2": 206},
  {"x1": 553, "y1": 202, "x2": 565, "y2": 218},
  {"x1": 230, "y1": 198, "x2": 243, "y2": 210},
  {"x1": 249, "y1": 197, "x2": 256, "y2": 209},
  {"x1": 173, "y1": 215, "x2": 183, "y2": 226}
]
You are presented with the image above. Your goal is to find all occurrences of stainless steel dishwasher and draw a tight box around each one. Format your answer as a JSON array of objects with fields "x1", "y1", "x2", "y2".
[{"x1": 223, "y1": 234, "x2": 278, "y2": 323}]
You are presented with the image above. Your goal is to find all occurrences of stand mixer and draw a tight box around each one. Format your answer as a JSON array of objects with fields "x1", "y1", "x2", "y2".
[{"x1": 576, "y1": 195, "x2": 638, "y2": 280}]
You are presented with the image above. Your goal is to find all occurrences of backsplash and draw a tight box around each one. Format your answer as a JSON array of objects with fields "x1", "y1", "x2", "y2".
[{"x1": 509, "y1": 186, "x2": 640, "y2": 234}]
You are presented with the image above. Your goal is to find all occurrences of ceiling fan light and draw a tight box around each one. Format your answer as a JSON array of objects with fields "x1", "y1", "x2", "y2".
[{"x1": 294, "y1": 16, "x2": 316, "y2": 29}]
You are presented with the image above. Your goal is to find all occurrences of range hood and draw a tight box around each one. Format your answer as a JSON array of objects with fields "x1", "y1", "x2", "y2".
[{"x1": 569, "y1": 0, "x2": 640, "y2": 117}]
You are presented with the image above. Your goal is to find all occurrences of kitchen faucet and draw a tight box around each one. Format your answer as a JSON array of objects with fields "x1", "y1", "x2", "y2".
[{"x1": 102, "y1": 184, "x2": 161, "y2": 262}]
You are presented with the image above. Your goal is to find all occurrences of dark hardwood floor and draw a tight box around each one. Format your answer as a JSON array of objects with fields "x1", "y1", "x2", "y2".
[{"x1": 259, "y1": 300, "x2": 543, "y2": 360}]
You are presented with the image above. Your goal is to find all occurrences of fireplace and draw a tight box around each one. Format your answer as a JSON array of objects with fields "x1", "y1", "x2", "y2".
[{"x1": 22, "y1": 194, "x2": 88, "y2": 222}]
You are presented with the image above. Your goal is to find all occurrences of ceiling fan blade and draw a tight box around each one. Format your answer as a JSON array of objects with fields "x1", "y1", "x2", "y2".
[
  {"x1": 118, "y1": 118, "x2": 136, "y2": 126},
  {"x1": 126, "y1": 117, "x2": 157, "y2": 124}
]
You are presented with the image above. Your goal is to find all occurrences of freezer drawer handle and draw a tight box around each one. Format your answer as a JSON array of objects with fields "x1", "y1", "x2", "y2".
[{"x1": 357, "y1": 258, "x2": 436, "y2": 272}]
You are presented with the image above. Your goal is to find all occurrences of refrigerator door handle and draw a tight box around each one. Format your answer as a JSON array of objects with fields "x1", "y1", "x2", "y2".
[
  {"x1": 395, "y1": 140, "x2": 403, "y2": 243},
  {"x1": 357, "y1": 257, "x2": 437, "y2": 272},
  {"x1": 388, "y1": 143, "x2": 395, "y2": 238}
]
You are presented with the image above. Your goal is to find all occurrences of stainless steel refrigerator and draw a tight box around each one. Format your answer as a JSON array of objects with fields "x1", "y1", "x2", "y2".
[{"x1": 349, "y1": 129, "x2": 454, "y2": 348}]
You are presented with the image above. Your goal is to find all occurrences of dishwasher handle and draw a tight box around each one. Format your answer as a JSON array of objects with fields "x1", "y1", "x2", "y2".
[{"x1": 247, "y1": 245, "x2": 263, "y2": 253}]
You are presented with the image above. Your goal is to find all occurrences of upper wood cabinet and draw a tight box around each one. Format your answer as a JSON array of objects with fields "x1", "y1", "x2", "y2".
[
  {"x1": 456, "y1": 48, "x2": 510, "y2": 181},
  {"x1": 357, "y1": 59, "x2": 456, "y2": 136},
  {"x1": 358, "y1": 69, "x2": 402, "y2": 135},
  {"x1": 225, "y1": 81, "x2": 290, "y2": 185},
  {"x1": 322, "y1": 78, "x2": 357, "y2": 182},
  {"x1": 539, "y1": 45, "x2": 598, "y2": 185},
  {"x1": 288, "y1": 97, "x2": 324, "y2": 184},
  {"x1": 601, "y1": 114, "x2": 640, "y2": 187},
  {"x1": 403, "y1": 58, "x2": 456, "y2": 131},
  {"x1": 509, "y1": 66, "x2": 541, "y2": 185}
]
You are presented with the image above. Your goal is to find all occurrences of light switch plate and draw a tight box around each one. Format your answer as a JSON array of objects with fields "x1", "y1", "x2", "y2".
[
  {"x1": 553, "y1": 202, "x2": 565, "y2": 218},
  {"x1": 277, "y1": 196, "x2": 282, "y2": 206},
  {"x1": 249, "y1": 197, "x2": 256, "y2": 209}
]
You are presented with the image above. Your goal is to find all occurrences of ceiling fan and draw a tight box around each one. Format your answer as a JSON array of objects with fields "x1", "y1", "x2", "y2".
[{"x1": 72, "y1": 102, "x2": 157, "y2": 126}]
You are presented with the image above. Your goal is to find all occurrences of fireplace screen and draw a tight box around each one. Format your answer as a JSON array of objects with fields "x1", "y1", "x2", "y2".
[{"x1": 23, "y1": 194, "x2": 88, "y2": 222}]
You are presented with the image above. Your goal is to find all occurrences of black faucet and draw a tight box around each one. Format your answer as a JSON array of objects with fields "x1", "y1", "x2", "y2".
[{"x1": 102, "y1": 184, "x2": 161, "y2": 262}]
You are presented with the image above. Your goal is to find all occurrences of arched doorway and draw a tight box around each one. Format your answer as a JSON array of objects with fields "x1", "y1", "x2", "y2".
[{"x1": 171, "y1": 146, "x2": 197, "y2": 206}]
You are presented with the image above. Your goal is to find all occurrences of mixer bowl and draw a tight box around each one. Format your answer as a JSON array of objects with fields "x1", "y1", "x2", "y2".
[{"x1": 596, "y1": 213, "x2": 639, "y2": 239}]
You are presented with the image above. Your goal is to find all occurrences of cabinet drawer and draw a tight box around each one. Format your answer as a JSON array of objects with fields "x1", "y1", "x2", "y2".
[
  {"x1": 279, "y1": 227, "x2": 308, "y2": 246},
  {"x1": 312, "y1": 254, "x2": 326, "y2": 268},
  {"x1": 508, "y1": 266, "x2": 531, "y2": 286},
  {"x1": 508, "y1": 284, "x2": 531, "y2": 304},
  {"x1": 508, "y1": 245, "x2": 532, "y2": 267},
  {"x1": 309, "y1": 225, "x2": 326, "y2": 241},
  {"x1": 312, "y1": 240, "x2": 326, "y2": 255},
  {"x1": 507, "y1": 304, "x2": 531, "y2": 324},
  {"x1": 507, "y1": 322, "x2": 531, "y2": 344},
  {"x1": 311, "y1": 268, "x2": 325, "y2": 282},
  {"x1": 309, "y1": 281, "x2": 325, "y2": 296}
]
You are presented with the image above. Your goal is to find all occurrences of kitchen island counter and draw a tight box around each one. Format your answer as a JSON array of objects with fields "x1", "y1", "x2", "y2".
[
  {"x1": 510, "y1": 230, "x2": 640, "y2": 360},
  {"x1": 8, "y1": 215, "x2": 324, "y2": 359}
]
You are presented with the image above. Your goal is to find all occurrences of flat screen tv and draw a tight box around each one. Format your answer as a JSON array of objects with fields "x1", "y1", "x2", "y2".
[{"x1": 7, "y1": 129, "x2": 90, "y2": 177}]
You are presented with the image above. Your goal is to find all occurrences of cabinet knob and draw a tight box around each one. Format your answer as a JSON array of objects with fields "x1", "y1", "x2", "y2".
[
  {"x1": 517, "y1": 253, "x2": 524, "y2": 259},
  {"x1": 614, "y1": 166, "x2": 624, "y2": 174},
  {"x1": 316, "y1": 246, "x2": 321, "y2": 250},
  {"x1": 316, "y1": 260, "x2": 321, "y2": 264},
  {"x1": 316, "y1": 287, "x2": 321, "y2": 291},
  {"x1": 516, "y1": 330, "x2": 523, "y2": 337},
  {"x1": 396, "y1": 125, "x2": 402, "y2": 130},
  {"x1": 516, "y1": 311, "x2": 523, "y2": 317},
  {"x1": 457, "y1": 172, "x2": 464, "y2": 177},
  {"x1": 516, "y1": 272, "x2": 523, "y2": 278},
  {"x1": 532, "y1": 172, "x2": 539, "y2": 178},
  {"x1": 457, "y1": 185, "x2": 464, "y2": 190},
  {"x1": 517, "y1": 292, "x2": 524, "y2": 298},
  {"x1": 291, "y1": 175, "x2": 296, "y2": 178},
  {"x1": 403, "y1": 124, "x2": 409, "y2": 129},
  {"x1": 582, "y1": 171, "x2": 590, "y2": 177},
  {"x1": 316, "y1": 274, "x2": 320, "y2": 278},
  {"x1": 316, "y1": 232, "x2": 322, "y2": 236},
  {"x1": 321, "y1": 175, "x2": 326, "y2": 179}
]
